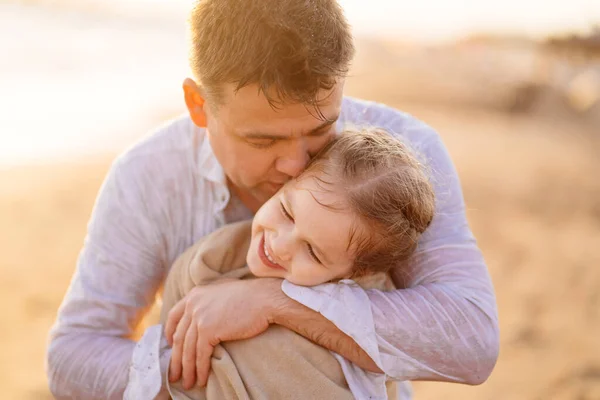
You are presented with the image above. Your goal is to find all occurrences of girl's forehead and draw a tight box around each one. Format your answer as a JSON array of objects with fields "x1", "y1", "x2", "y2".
[{"x1": 289, "y1": 173, "x2": 345, "y2": 211}]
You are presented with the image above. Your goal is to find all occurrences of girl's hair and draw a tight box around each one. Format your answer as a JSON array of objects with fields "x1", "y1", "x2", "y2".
[{"x1": 304, "y1": 128, "x2": 435, "y2": 277}]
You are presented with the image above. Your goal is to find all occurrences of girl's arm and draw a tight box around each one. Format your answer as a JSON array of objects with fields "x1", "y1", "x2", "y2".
[{"x1": 160, "y1": 220, "x2": 252, "y2": 323}]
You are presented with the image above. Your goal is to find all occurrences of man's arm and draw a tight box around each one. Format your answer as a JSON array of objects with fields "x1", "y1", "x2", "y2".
[
  {"x1": 273, "y1": 132, "x2": 499, "y2": 384},
  {"x1": 47, "y1": 156, "x2": 166, "y2": 400},
  {"x1": 166, "y1": 109, "x2": 498, "y2": 387},
  {"x1": 165, "y1": 277, "x2": 382, "y2": 391},
  {"x1": 372, "y1": 132, "x2": 498, "y2": 384}
]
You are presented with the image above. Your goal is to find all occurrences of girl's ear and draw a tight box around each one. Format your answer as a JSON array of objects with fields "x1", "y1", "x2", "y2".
[
  {"x1": 349, "y1": 271, "x2": 389, "y2": 290},
  {"x1": 347, "y1": 267, "x2": 366, "y2": 280}
]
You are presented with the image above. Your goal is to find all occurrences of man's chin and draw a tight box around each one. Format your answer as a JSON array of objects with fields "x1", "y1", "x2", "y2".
[{"x1": 261, "y1": 182, "x2": 285, "y2": 196}]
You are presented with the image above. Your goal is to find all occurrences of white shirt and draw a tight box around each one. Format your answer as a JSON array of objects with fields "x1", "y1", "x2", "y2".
[{"x1": 47, "y1": 97, "x2": 499, "y2": 400}]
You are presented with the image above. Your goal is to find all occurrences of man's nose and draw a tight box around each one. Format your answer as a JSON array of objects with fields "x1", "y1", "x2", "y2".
[{"x1": 275, "y1": 139, "x2": 309, "y2": 178}]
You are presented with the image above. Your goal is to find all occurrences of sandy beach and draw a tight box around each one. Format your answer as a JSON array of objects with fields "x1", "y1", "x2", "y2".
[{"x1": 2, "y1": 2, "x2": 600, "y2": 399}]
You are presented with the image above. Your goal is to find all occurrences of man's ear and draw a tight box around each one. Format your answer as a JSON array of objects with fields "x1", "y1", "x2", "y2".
[{"x1": 183, "y1": 78, "x2": 207, "y2": 127}]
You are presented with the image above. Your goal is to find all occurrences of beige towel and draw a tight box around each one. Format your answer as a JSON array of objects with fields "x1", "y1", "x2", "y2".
[{"x1": 161, "y1": 220, "x2": 396, "y2": 399}]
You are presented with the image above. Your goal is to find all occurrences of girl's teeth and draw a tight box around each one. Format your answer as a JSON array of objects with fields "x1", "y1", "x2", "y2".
[{"x1": 264, "y1": 240, "x2": 276, "y2": 264}]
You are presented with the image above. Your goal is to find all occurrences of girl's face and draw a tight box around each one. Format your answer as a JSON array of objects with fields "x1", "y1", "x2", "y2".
[{"x1": 247, "y1": 174, "x2": 358, "y2": 286}]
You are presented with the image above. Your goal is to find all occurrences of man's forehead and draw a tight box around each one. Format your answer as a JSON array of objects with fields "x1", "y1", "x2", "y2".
[
  {"x1": 223, "y1": 80, "x2": 343, "y2": 102},
  {"x1": 221, "y1": 82, "x2": 342, "y2": 115},
  {"x1": 220, "y1": 95, "x2": 340, "y2": 136}
]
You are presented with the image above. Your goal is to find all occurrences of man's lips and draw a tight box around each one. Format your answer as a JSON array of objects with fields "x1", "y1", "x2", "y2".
[
  {"x1": 265, "y1": 179, "x2": 287, "y2": 188},
  {"x1": 258, "y1": 235, "x2": 286, "y2": 271},
  {"x1": 266, "y1": 182, "x2": 285, "y2": 192}
]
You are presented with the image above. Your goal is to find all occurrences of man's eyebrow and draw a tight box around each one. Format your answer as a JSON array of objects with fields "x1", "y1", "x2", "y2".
[
  {"x1": 241, "y1": 132, "x2": 283, "y2": 140},
  {"x1": 241, "y1": 115, "x2": 339, "y2": 140},
  {"x1": 306, "y1": 117, "x2": 338, "y2": 137},
  {"x1": 285, "y1": 187, "x2": 332, "y2": 266}
]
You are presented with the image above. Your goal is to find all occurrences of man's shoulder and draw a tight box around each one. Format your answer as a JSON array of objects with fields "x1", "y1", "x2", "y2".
[
  {"x1": 341, "y1": 97, "x2": 439, "y2": 148},
  {"x1": 112, "y1": 114, "x2": 204, "y2": 177},
  {"x1": 121, "y1": 114, "x2": 201, "y2": 160}
]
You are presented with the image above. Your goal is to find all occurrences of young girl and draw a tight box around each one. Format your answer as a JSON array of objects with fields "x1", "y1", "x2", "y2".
[{"x1": 160, "y1": 127, "x2": 435, "y2": 399}]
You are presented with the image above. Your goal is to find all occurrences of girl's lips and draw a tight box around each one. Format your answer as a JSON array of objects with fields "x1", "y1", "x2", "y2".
[{"x1": 258, "y1": 234, "x2": 286, "y2": 271}]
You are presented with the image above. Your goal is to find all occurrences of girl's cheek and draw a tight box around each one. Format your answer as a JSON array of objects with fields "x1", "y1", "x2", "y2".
[
  {"x1": 257, "y1": 201, "x2": 278, "y2": 226},
  {"x1": 290, "y1": 261, "x2": 316, "y2": 285}
]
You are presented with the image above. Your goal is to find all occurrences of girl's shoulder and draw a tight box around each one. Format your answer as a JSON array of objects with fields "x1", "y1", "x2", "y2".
[{"x1": 353, "y1": 272, "x2": 395, "y2": 291}]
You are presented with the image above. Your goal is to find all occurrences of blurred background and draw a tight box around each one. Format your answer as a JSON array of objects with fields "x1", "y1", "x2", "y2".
[{"x1": 1, "y1": 0, "x2": 599, "y2": 399}]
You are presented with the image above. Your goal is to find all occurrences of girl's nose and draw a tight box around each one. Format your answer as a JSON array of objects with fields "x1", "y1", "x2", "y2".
[{"x1": 270, "y1": 228, "x2": 294, "y2": 263}]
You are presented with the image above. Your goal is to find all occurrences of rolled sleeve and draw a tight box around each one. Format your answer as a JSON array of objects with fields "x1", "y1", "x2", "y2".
[
  {"x1": 367, "y1": 131, "x2": 499, "y2": 384},
  {"x1": 47, "y1": 155, "x2": 167, "y2": 399}
]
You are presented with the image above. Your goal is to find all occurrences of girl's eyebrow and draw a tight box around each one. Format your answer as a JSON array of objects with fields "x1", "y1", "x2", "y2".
[{"x1": 284, "y1": 187, "x2": 331, "y2": 266}]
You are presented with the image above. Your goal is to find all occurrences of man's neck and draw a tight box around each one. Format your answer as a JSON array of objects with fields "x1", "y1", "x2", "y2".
[{"x1": 227, "y1": 180, "x2": 263, "y2": 214}]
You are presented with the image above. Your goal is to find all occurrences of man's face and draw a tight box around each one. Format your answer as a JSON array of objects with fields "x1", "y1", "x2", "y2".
[{"x1": 198, "y1": 82, "x2": 344, "y2": 212}]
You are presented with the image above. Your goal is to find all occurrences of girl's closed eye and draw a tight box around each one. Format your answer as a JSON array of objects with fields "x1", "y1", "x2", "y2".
[
  {"x1": 280, "y1": 200, "x2": 322, "y2": 264},
  {"x1": 280, "y1": 201, "x2": 293, "y2": 221},
  {"x1": 249, "y1": 138, "x2": 277, "y2": 149},
  {"x1": 307, "y1": 243, "x2": 322, "y2": 264}
]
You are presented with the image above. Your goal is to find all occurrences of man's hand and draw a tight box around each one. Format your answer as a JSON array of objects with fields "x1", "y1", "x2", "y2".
[{"x1": 164, "y1": 278, "x2": 285, "y2": 389}]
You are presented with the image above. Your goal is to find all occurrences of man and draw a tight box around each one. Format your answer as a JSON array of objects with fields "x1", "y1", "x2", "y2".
[{"x1": 47, "y1": 0, "x2": 499, "y2": 399}]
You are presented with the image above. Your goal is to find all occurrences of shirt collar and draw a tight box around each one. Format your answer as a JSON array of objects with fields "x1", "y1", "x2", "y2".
[{"x1": 197, "y1": 130, "x2": 227, "y2": 186}]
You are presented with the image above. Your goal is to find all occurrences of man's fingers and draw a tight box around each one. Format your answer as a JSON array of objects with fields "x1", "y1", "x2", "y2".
[
  {"x1": 165, "y1": 300, "x2": 186, "y2": 346},
  {"x1": 181, "y1": 323, "x2": 198, "y2": 390},
  {"x1": 196, "y1": 339, "x2": 214, "y2": 388},
  {"x1": 169, "y1": 314, "x2": 191, "y2": 383}
]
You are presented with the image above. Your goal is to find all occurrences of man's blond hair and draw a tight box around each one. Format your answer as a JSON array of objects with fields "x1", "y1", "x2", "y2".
[{"x1": 188, "y1": 0, "x2": 354, "y2": 110}]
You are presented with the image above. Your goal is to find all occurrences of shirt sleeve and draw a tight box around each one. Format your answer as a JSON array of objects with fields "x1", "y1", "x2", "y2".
[
  {"x1": 46, "y1": 155, "x2": 168, "y2": 400},
  {"x1": 281, "y1": 280, "x2": 389, "y2": 399},
  {"x1": 364, "y1": 131, "x2": 499, "y2": 384}
]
